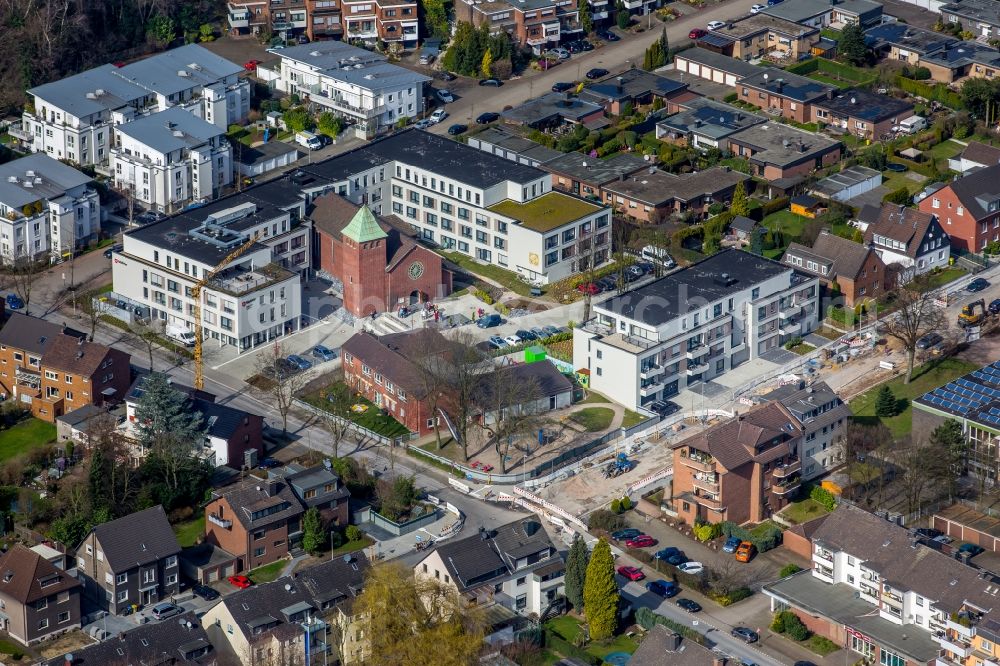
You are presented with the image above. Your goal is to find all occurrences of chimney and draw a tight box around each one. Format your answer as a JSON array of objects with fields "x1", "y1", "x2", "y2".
[
  {"x1": 617, "y1": 76, "x2": 624, "y2": 94},
  {"x1": 714, "y1": 658, "x2": 727, "y2": 666},
  {"x1": 265, "y1": 480, "x2": 280, "y2": 496},
  {"x1": 668, "y1": 633, "x2": 683, "y2": 651},
  {"x1": 775, "y1": 78, "x2": 784, "y2": 92},
  {"x1": 64, "y1": 655, "x2": 74, "y2": 666},
  {"x1": 827, "y1": 89, "x2": 834, "y2": 100}
]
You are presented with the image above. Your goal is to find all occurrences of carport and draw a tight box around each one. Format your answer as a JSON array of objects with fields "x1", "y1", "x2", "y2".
[{"x1": 180, "y1": 543, "x2": 239, "y2": 584}]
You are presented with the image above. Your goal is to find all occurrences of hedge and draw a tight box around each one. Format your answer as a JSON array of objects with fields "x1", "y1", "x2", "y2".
[
  {"x1": 544, "y1": 631, "x2": 600, "y2": 665},
  {"x1": 750, "y1": 196, "x2": 791, "y2": 222},
  {"x1": 785, "y1": 58, "x2": 876, "y2": 86},
  {"x1": 720, "y1": 520, "x2": 783, "y2": 552},
  {"x1": 896, "y1": 76, "x2": 963, "y2": 109},
  {"x1": 809, "y1": 485, "x2": 837, "y2": 511},
  {"x1": 636, "y1": 607, "x2": 707, "y2": 645}
]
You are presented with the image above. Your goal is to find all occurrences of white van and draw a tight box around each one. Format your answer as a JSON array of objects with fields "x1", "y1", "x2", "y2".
[
  {"x1": 166, "y1": 324, "x2": 196, "y2": 347},
  {"x1": 295, "y1": 131, "x2": 322, "y2": 150},
  {"x1": 640, "y1": 245, "x2": 675, "y2": 268},
  {"x1": 894, "y1": 115, "x2": 927, "y2": 134}
]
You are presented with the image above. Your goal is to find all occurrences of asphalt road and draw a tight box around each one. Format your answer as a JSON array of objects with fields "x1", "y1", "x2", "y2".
[{"x1": 425, "y1": 0, "x2": 757, "y2": 130}]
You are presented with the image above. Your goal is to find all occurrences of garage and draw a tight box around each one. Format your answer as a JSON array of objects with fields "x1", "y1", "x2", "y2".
[
  {"x1": 673, "y1": 47, "x2": 760, "y2": 86},
  {"x1": 180, "y1": 543, "x2": 240, "y2": 584}
]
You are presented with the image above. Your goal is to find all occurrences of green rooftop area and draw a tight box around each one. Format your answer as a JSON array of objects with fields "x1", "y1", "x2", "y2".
[{"x1": 488, "y1": 192, "x2": 603, "y2": 233}]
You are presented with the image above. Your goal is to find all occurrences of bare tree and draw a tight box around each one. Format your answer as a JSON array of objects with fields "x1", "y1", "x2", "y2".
[
  {"x1": 440, "y1": 330, "x2": 488, "y2": 462},
  {"x1": 412, "y1": 340, "x2": 452, "y2": 450},
  {"x1": 613, "y1": 218, "x2": 634, "y2": 295},
  {"x1": 881, "y1": 285, "x2": 946, "y2": 383},
  {"x1": 578, "y1": 222, "x2": 599, "y2": 323},
  {"x1": 321, "y1": 373, "x2": 355, "y2": 460},
  {"x1": 254, "y1": 342, "x2": 308, "y2": 434},
  {"x1": 80, "y1": 290, "x2": 109, "y2": 340},
  {"x1": 122, "y1": 183, "x2": 138, "y2": 227},
  {"x1": 843, "y1": 422, "x2": 892, "y2": 504},
  {"x1": 129, "y1": 319, "x2": 163, "y2": 371},
  {"x1": 893, "y1": 435, "x2": 941, "y2": 516},
  {"x1": 8, "y1": 254, "x2": 46, "y2": 313},
  {"x1": 478, "y1": 368, "x2": 544, "y2": 474}
]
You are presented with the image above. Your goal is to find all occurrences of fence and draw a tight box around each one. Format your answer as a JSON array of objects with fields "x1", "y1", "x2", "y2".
[
  {"x1": 370, "y1": 507, "x2": 440, "y2": 536},
  {"x1": 294, "y1": 398, "x2": 419, "y2": 448}
]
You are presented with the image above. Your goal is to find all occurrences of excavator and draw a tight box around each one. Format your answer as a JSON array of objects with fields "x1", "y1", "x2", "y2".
[{"x1": 958, "y1": 299, "x2": 987, "y2": 328}]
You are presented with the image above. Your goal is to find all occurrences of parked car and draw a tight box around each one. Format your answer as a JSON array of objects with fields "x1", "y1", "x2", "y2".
[
  {"x1": 297, "y1": 34, "x2": 310, "y2": 43},
  {"x1": 193, "y1": 584, "x2": 220, "y2": 601},
  {"x1": 503, "y1": 334, "x2": 521, "y2": 346},
  {"x1": 551, "y1": 81, "x2": 576, "y2": 93},
  {"x1": 722, "y1": 536, "x2": 742, "y2": 553},
  {"x1": 654, "y1": 547, "x2": 687, "y2": 566},
  {"x1": 429, "y1": 108, "x2": 448, "y2": 124},
  {"x1": 586, "y1": 67, "x2": 610, "y2": 80},
  {"x1": 516, "y1": 329, "x2": 538, "y2": 341},
  {"x1": 436, "y1": 89, "x2": 454, "y2": 103},
  {"x1": 616, "y1": 566, "x2": 645, "y2": 581},
  {"x1": 550, "y1": 47, "x2": 570, "y2": 59},
  {"x1": 750, "y1": 3, "x2": 767, "y2": 11},
  {"x1": 577, "y1": 282, "x2": 601, "y2": 295},
  {"x1": 579, "y1": 39, "x2": 594, "y2": 51},
  {"x1": 649, "y1": 400, "x2": 680, "y2": 417},
  {"x1": 688, "y1": 28, "x2": 706, "y2": 39},
  {"x1": 707, "y1": 20, "x2": 726, "y2": 30},
  {"x1": 489, "y1": 335, "x2": 509, "y2": 348},
  {"x1": 151, "y1": 602, "x2": 183, "y2": 620},
  {"x1": 259, "y1": 457, "x2": 281, "y2": 469},
  {"x1": 677, "y1": 561, "x2": 704, "y2": 575},
  {"x1": 625, "y1": 535, "x2": 657, "y2": 548},
  {"x1": 597, "y1": 276, "x2": 617, "y2": 292},
  {"x1": 530, "y1": 327, "x2": 548, "y2": 339},
  {"x1": 287, "y1": 354, "x2": 312, "y2": 371},
  {"x1": 227, "y1": 575, "x2": 253, "y2": 589},
  {"x1": 476, "y1": 112, "x2": 500, "y2": 124},
  {"x1": 436, "y1": 71, "x2": 457, "y2": 81},
  {"x1": 413, "y1": 119, "x2": 432, "y2": 130},
  {"x1": 916, "y1": 332, "x2": 943, "y2": 350},
  {"x1": 968, "y1": 277, "x2": 991, "y2": 292},
  {"x1": 599, "y1": 30, "x2": 620, "y2": 41},
  {"x1": 310, "y1": 344, "x2": 338, "y2": 361},
  {"x1": 732, "y1": 627, "x2": 760, "y2": 643},
  {"x1": 479, "y1": 78, "x2": 503, "y2": 87},
  {"x1": 645, "y1": 580, "x2": 679, "y2": 597},
  {"x1": 676, "y1": 598, "x2": 702, "y2": 613},
  {"x1": 477, "y1": 314, "x2": 502, "y2": 328},
  {"x1": 990, "y1": 299, "x2": 1000, "y2": 315},
  {"x1": 5, "y1": 294, "x2": 23, "y2": 310},
  {"x1": 542, "y1": 325, "x2": 561, "y2": 337},
  {"x1": 612, "y1": 528, "x2": 642, "y2": 541},
  {"x1": 447, "y1": 124, "x2": 468, "y2": 135},
  {"x1": 735, "y1": 541, "x2": 756, "y2": 563}
]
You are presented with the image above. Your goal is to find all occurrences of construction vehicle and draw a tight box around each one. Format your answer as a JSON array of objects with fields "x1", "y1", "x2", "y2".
[
  {"x1": 958, "y1": 299, "x2": 987, "y2": 328},
  {"x1": 192, "y1": 232, "x2": 261, "y2": 389}
]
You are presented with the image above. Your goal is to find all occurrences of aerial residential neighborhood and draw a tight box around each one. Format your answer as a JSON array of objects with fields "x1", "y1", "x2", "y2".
[{"x1": 7, "y1": 0, "x2": 1000, "y2": 662}]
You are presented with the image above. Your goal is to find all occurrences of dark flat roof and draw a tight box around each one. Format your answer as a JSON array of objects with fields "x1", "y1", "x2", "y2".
[
  {"x1": 543, "y1": 152, "x2": 647, "y2": 184},
  {"x1": 864, "y1": 23, "x2": 959, "y2": 55},
  {"x1": 580, "y1": 68, "x2": 688, "y2": 103},
  {"x1": 235, "y1": 140, "x2": 301, "y2": 166},
  {"x1": 740, "y1": 68, "x2": 835, "y2": 102},
  {"x1": 501, "y1": 92, "x2": 604, "y2": 127},
  {"x1": 814, "y1": 88, "x2": 913, "y2": 123},
  {"x1": 598, "y1": 249, "x2": 799, "y2": 325}
]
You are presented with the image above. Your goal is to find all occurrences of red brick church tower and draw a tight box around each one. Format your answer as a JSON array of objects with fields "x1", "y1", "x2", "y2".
[{"x1": 339, "y1": 205, "x2": 388, "y2": 317}]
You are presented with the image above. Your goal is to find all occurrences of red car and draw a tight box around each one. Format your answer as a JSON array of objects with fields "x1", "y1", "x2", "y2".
[
  {"x1": 617, "y1": 566, "x2": 645, "y2": 581},
  {"x1": 227, "y1": 575, "x2": 252, "y2": 589},
  {"x1": 689, "y1": 28, "x2": 706, "y2": 39},
  {"x1": 244, "y1": 60, "x2": 260, "y2": 71},
  {"x1": 577, "y1": 282, "x2": 601, "y2": 295},
  {"x1": 626, "y1": 535, "x2": 657, "y2": 549}
]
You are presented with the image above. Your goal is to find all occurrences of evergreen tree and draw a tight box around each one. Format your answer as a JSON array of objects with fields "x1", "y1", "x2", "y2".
[
  {"x1": 929, "y1": 419, "x2": 968, "y2": 496},
  {"x1": 580, "y1": 0, "x2": 593, "y2": 35},
  {"x1": 731, "y1": 179, "x2": 750, "y2": 217},
  {"x1": 302, "y1": 507, "x2": 327, "y2": 555},
  {"x1": 659, "y1": 27, "x2": 669, "y2": 64},
  {"x1": 481, "y1": 49, "x2": 493, "y2": 79},
  {"x1": 839, "y1": 23, "x2": 868, "y2": 66},
  {"x1": 616, "y1": 0, "x2": 630, "y2": 29},
  {"x1": 874, "y1": 385, "x2": 898, "y2": 418},
  {"x1": 134, "y1": 373, "x2": 205, "y2": 449},
  {"x1": 88, "y1": 445, "x2": 110, "y2": 512},
  {"x1": 583, "y1": 538, "x2": 619, "y2": 640},
  {"x1": 565, "y1": 535, "x2": 590, "y2": 610}
]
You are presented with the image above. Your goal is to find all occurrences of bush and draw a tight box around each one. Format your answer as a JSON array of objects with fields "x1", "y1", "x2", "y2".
[
  {"x1": 723, "y1": 92, "x2": 738, "y2": 103},
  {"x1": 779, "y1": 563, "x2": 804, "y2": 578},
  {"x1": 809, "y1": 485, "x2": 838, "y2": 511},
  {"x1": 720, "y1": 521, "x2": 783, "y2": 552},
  {"x1": 610, "y1": 498, "x2": 622, "y2": 514},
  {"x1": 620, "y1": 495, "x2": 632, "y2": 511},
  {"x1": 786, "y1": 615, "x2": 811, "y2": 641},
  {"x1": 345, "y1": 525, "x2": 363, "y2": 542},
  {"x1": 694, "y1": 522, "x2": 722, "y2": 542},
  {"x1": 712, "y1": 587, "x2": 753, "y2": 606},
  {"x1": 635, "y1": 607, "x2": 707, "y2": 644},
  {"x1": 588, "y1": 509, "x2": 626, "y2": 533},
  {"x1": 883, "y1": 187, "x2": 911, "y2": 206}
]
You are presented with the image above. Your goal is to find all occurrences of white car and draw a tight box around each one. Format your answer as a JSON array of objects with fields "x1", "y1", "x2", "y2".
[
  {"x1": 413, "y1": 119, "x2": 432, "y2": 130},
  {"x1": 503, "y1": 334, "x2": 522, "y2": 346},
  {"x1": 706, "y1": 20, "x2": 726, "y2": 30},
  {"x1": 429, "y1": 108, "x2": 448, "y2": 124},
  {"x1": 678, "y1": 561, "x2": 705, "y2": 575},
  {"x1": 436, "y1": 89, "x2": 454, "y2": 103},
  {"x1": 548, "y1": 47, "x2": 571, "y2": 60},
  {"x1": 750, "y1": 3, "x2": 766, "y2": 12}
]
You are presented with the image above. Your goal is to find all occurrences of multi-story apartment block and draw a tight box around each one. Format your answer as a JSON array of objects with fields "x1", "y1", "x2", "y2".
[
  {"x1": 342, "y1": 0, "x2": 419, "y2": 45},
  {"x1": 204, "y1": 478, "x2": 305, "y2": 572},
  {"x1": 415, "y1": 517, "x2": 565, "y2": 617},
  {"x1": 17, "y1": 44, "x2": 250, "y2": 168},
  {"x1": 917, "y1": 164, "x2": 1000, "y2": 253},
  {"x1": 0, "y1": 154, "x2": 101, "y2": 263},
  {"x1": 760, "y1": 380, "x2": 851, "y2": 480},
  {"x1": 112, "y1": 107, "x2": 233, "y2": 214},
  {"x1": 0, "y1": 313, "x2": 131, "y2": 422},
  {"x1": 229, "y1": 0, "x2": 415, "y2": 43},
  {"x1": 111, "y1": 178, "x2": 309, "y2": 353},
  {"x1": 301, "y1": 130, "x2": 613, "y2": 284},
  {"x1": 453, "y1": 0, "x2": 582, "y2": 51},
  {"x1": 670, "y1": 402, "x2": 803, "y2": 526},
  {"x1": 75, "y1": 506, "x2": 181, "y2": 615},
  {"x1": 710, "y1": 15, "x2": 820, "y2": 61},
  {"x1": 573, "y1": 249, "x2": 820, "y2": 410},
  {"x1": 262, "y1": 41, "x2": 429, "y2": 137},
  {"x1": 0, "y1": 545, "x2": 82, "y2": 646},
  {"x1": 765, "y1": 504, "x2": 998, "y2": 666}
]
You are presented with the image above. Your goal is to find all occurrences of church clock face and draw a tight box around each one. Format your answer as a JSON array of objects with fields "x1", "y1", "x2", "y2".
[{"x1": 408, "y1": 261, "x2": 425, "y2": 280}]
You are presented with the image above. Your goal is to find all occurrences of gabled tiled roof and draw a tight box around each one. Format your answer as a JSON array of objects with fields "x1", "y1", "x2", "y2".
[
  {"x1": 945, "y1": 163, "x2": 1000, "y2": 220},
  {"x1": 676, "y1": 402, "x2": 801, "y2": 470},
  {"x1": 864, "y1": 204, "x2": 940, "y2": 259},
  {"x1": 0, "y1": 313, "x2": 79, "y2": 356},
  {"x1": 42, "y1": 334, "x2": 118, "y2": 377},
  {"x1": 88, "y1": 505, "x2": 180, "y2": 572},
  {"x1": 0, "y1": 545, "x2": 80, "y2": 604},
  {"x1": 213, "y1": 478, "x2": 304, "y2": 530},
  {"x1": 341, "y1": 329, "x2": 449, "y2": 398},
  {"x1": 960, "y1": 141, "x2": 1000, "y2": 168},
  {"x1": 630, "y1": 626, "x2": 719, "y2": 666},
  {"x1": 785, "y1": 230, "x2": 876, "y2": 280}
]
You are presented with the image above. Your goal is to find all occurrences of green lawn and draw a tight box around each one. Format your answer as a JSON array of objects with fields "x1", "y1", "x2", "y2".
[
  {"x1": 926, "y1": 139, "x2": 964, "y2": 161},
  {"x1": 849, "y1": 358, "x2": 979, "y2": 439},
  {"x1": 303, "y1": 387, "x2": 410, "y2": 438},
  {"x1": 763, "y1": 210, "x2": 811, "y2": 242},
  {"x1": 330, "y1": 536, "x2": 374, "y2": 556},
  {"x1": 0, "y1": 418, "x2": 56, "y2": 461},
  {"x1": 581, "y1": 392, "x2": 611, "y2": 404},
  {"x1": 804, "y1": 634, "x2": 841, "y2": 656},
  {"x1": 441, "y1": 251, "x2": 535, "y2": 297},
  {"x1": 489, "y1": 192, "x2": 603, "y2": 233},
  {"x1": 780, "y1": 498, "x2": 830, "y2": 525},
  {"x1": 248, "y1": 560, "x2": 287, "y2": 584},
  {"x1": 545, "y1": 616, "x2": 638, "y2": 660},
  {"x1": 880, "y1": 170, "x2": 924, "y2": 195},
  {"x1": 915, "y1": 267, "x2": 967, "y2": 292},
  {"x1": 0, "y1": 637, "x2": 23, "y2": 658},
  {"x1": 787, "y1": 342, "x2": 816, "y2": 355},
  {"x1": 173, "y1": 515, "x2": 205, "y2": 547},
  {"x1": 809, "y1": 72, "x2": 852, "y2": 89},
  {"x1": 622, "y1": 409, "x2": 646, "y2": 429},
  {"x1": 569, "y1": 407, "x2": 615, "y2": 431}
]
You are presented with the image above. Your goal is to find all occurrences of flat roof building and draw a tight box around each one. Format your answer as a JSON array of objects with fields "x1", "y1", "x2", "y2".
[{"x1": 656, "y1": 98, "x2": 766, "y2": 150}]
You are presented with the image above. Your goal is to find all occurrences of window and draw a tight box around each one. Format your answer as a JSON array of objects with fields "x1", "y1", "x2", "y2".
[
  {"x1": 851, "y1": 634, "x2": 874, "y2": 658},
  {"x1": 116, "y1": 573, "x2": 127, "y2": 585},
  {"x1": 880, "y1": 649, "x2": 904, "y2": 666},
  {"x1": 38, "y1": 618, "x2": 49, "y2": 630},
  {"x1": 117, "y1": 590, "x2": 128, "y2": 602},
  {"x1": 58, "y1": 611, "x2": 70, "y2": 623},
  {"x1": 254, "y1": 546, "x2": 266, "y2": 557}
]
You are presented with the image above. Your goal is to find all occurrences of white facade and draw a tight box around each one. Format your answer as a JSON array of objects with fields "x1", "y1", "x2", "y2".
[
  {"x1": 0, "y1": 154, "x2": 101, "y2": 263},
  {"x1": 111, "y1": 108, "x2": 233, "y2": 213},
  {"x1": 18, "y1": 45, "x2": 250, "y2": 168},
  {"x1": 574, "y1": 250, "x2": 821, "y2": 410}
]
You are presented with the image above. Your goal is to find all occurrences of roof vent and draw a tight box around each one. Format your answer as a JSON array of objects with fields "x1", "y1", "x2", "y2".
[
  {"x1": 178, "y1": 70, "x2": 190, "y2": 77},
  {"x1": 172, "y1": 130, "x2": 184, "y2": 138},
  {"x1": 22, "y1": 180, "x2": 33, "y2": 188},
  {"x1": 86, "y1": 92, "x2": 97, "y2": 100},
  {"x1": 6, "y1": 176, "x2": 17, "y2": 183},
  {"x1": 2, "y1": 571, "x2": 12, "y2": 583},
  {"x1": 95, "y1": 89, "x2": 105, "y2": 96},
  {"x1": 310, "y1": 50, "x2": 322, "y2": 57},
  {"x1": 25, "y1": 170, "x2": 35, "y2": 178},
  {"x1": 188, "y1": 63, "x2": 203, "y2": 71}
]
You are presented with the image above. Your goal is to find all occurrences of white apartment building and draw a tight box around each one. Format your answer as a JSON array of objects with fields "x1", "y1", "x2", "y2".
[
  {"x1": 15, "y1": 44, "x2": 250, "y2": 168},
  {"x1": 112, "y1": 182, "x2": 308, "y2": 353},
  {"x1": 301, "y1": 129, "x2": 613, "y2": 283},
  {"x1": 573, "y1": 249, "x2": 820, "y2": 410},
  {"x1": 112, "y1": 107, "x2": 233, "y2": 214},
  {"x1": 260, "y1": 41, "x2": 430, "y2": 137},
  {"x1": 0, "y1": 154, "x2": 100, "y2": 263},
  {"x1": 760, "y1": 380, "x2": 851, "y2": 480}
]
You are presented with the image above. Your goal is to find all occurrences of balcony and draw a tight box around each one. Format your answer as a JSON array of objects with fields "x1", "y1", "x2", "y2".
[
  {"x1": 685, "y1": 344, "x2": 706, "y2": 360},
  {"x1": 686, "y1": 361, "x2": 707, "y2": 376},
  {"x1": 937, "y1": 636, "x2": 973, "y2": 658},
  {"x1": 15, "y1": 367, "x2": 40, "y2": 390},
  {"x1": 814, "y1": 548, "x2": 833, "y2": 565},
  {"x1": 679, "y1": 451, "x2": 716, "y2": 472},
  {"x1": 772, "y1": 458, "x2": 801, "y2": 478},
  {"x1": 640, "y1": 364, "x2": 662, "y2": 380},
  {"x1": 938, "y1": 658, "x2": 967, "y2": 666},
  {"x1": 772, "y1": 477, "x2": 801, "y2": 496},
  {"x1": 312, "y1": 94, "x2": 386, "y2": 119},
  {"x1": 780, "y1": 319, "x2": 803, "y2": 336},
  {"x1": 692, "y1": 475, "x2": 720, "y2": 493},
  {"x1": 7, "y1": 125, "x2": 32, "y2": 142},
  {"x1": 692, "y1": 493, "x2": 723, "y2": 510},
  {"x1": 208, "y1": 513, "x2": 232, "y2": 529},
  {"x1": 947, "y1": 617, "x2": 975, "y2": 639},
  {"x1": 779, "y1": 304, "x2": 803, "y2": 319},
  {"x1": 640, "y1": 380, "x2": 664, "y2": 397}
]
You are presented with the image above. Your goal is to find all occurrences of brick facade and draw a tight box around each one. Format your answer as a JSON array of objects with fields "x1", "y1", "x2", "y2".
[
  {"x1": 341, "y1": 346, "x2": 437, "y2": 435},
  {"x1": 918, "y1": 183, "x2": 1000, "y2": 253}
]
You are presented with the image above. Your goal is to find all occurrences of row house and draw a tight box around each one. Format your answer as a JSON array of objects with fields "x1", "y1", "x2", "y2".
[
  {"x1": 75, "y1": 506, "x2": 181, "y2": 615},
  {"x1": 17, "y1": 44, "x2": 250, "y2": 168},
  {"x1": 601, "y1": 167, "x2": 751, "y2": 224},
  {"x1": 783, "y1": 230, "x2": 887, "y2": 307},
  {"x1": 0, "y1": 154, "x2": 101, "y2": 264},
  {"x1": 710, "y1": 15, "x2": 820, "y2": 62},
  {"x1": 811, "y1": 88, "x2": 914, "y2": 141},
  {"x1": 765, "y1": 503, "x2": 999, "y2": 666},
  {"x1": 919, "y1": 40, "x2": 1000, "y2": 85},
  {"x1": 655, "y1": 98, "x2": 765, "y2": 152},
  {"x1": 917, "y1": 163, "x2": 1000, "y2": 253},
  {"x1": 670, "y1": 402, "x2": 803, "y2": 526},
  {"x1": 342, "y1": 0, "x2": 419, "y2": 46},
  {"x1": 573, "y1": 249, "x2": 821, "y2": 410},
  {"x1": 111, "y1": 107, "x2": 233, "y2": 215},
  {"x1": 453, "y1": 0, "x2": 581, "y2": 52},
  {"x1": 864, "y1": 23, "x2": 959, "y2": 68},
  {"x1": 736, "y1": 68, "x2": 837, "y2": 124},
  {"x1": 940, "y1": 0, "x2": 1000, "y2": 42},
  {"x1": 0, "y1": 313, "x2": 130, "y2": 422}
]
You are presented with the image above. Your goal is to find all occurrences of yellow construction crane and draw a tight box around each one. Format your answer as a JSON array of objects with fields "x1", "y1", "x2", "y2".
[{"x1": 191, "y1": 232, "x2": 261, "y2": 390}]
